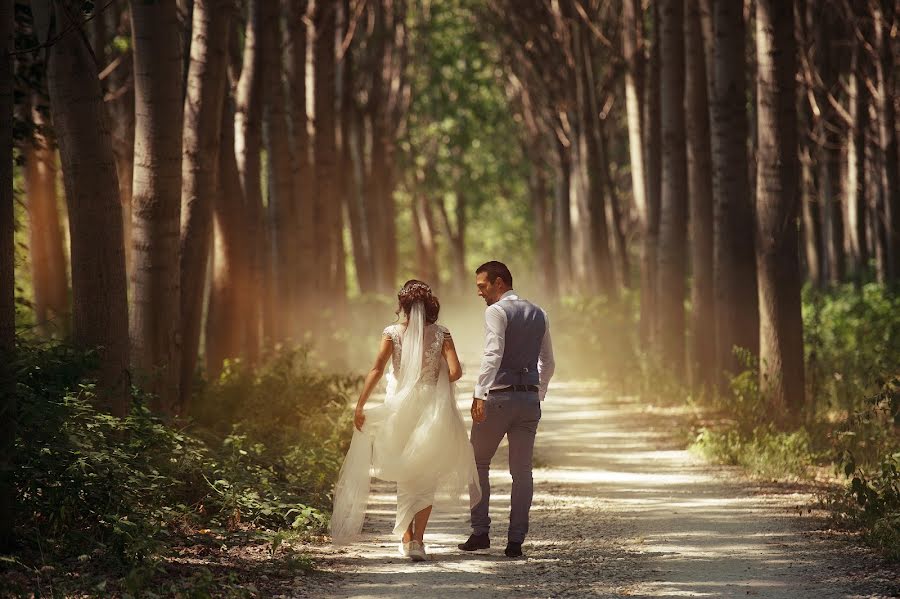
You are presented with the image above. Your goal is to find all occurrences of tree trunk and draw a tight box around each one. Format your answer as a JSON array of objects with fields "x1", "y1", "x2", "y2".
[
  {"x1": 47, "y1": 0, "x2": 130, "y2": 415},
  {"x1": 711, "y1": 0, "x2": 758, "y2": 382},
  {"x1": 873, "y1": 2, "x2": 898, "y2": 280},
  {"x1": 262, "y1": 0, "x2": 296, "y2": 340},
  {"x1": 129, "y1": 0, "x2": 184, "y2": 414},
  {"x1": 178, "y1": 0, "x2": 230, "y2": 410},
  {"x1": 412, "y1": 193, "x2": 438, "y2": 285},
  {"x1": 685, "y1": 0, "x2": 715, "y2": 390},
  {"x1": 285, "y1": 0, "x2": 317, "y2": 316},
  {"x1": 529, "y1": 159, "x2": 557, "y2": 291},
  {"x1": 599, "y1": 128, "x2": 630, "y2": 291},
  {"x1": 801, "y1": 145, "x2": 824, "y2": 284},
  {"x1": 755, "y1": 0, "x2": 805, "y2": 420},
  {"x1": 23, "y1": 103, "x2": 69, "y2": 338},
  {"x1": 846, "y1": 38, "x2": 870, "y2": 280},
  {"x1": 93, "y1": 3, "x2": 136, "y2": 279},
  {"x1": 207, "y1": 91, "x2": 248, "y2": 379},
  {"x1": 234, "y1": 0, "x2": 263, "y2": 362},
  {"x1": 0, "y1": 0, "x2": 15, "y2": 552},
  {"x1": 554, "y1": 135, "x2": 573, "y2": 287},
  {"x1": 657, "y1": 0, "x2": 688, "y2": 377},
  {"x1": 313, "y1": 0, "x2": 341, "y2": 301},
  {"x1": 438, "y1": 193, "x2": 467, "y2": 291},
  {"x1": 643, "y1": 0, "x2": 662, "y2": 352},
  {"x1": 623, "y1": 0, "x2": 647, "y2": 300}
]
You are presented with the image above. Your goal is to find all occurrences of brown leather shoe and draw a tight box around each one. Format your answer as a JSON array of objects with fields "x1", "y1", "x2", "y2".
[{"x1": 457, "y1": 533, "x2": 490, "y2": 551}]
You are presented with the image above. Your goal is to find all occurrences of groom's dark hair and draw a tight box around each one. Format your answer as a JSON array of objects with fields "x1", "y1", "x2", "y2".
[{"x1": 476, "y1": 261, "x2": 513, "y2": 288}]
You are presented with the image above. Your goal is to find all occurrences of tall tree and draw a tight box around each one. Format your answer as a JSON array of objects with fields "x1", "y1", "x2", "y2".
[
  {"x1": 872, "y1": 0, "x2": 898, "y2": 280},
  {"x1": 234, "y1": 0, "x2": 263, "y2": 362},
  {"x1": 129, "y1": 0, "x2": 185, "y2": 414},
  {"x1": 643, "y1": 0, "x2": 663, "y2": 351},
  {"x1": 313, "y1": 0, "x2": 340, "y2": 301},
  {"x1": 657, "y1": 0, "x2": 688, "y2": 376},
  {"x1": 710, "y1": 0, "x2": 758, "y2": 382},
  {"x1": 178, "y1": 0, "x2": 231, "y2": 409},
  {"x1": 756, "y1": 0, "x2": 805, "y2": 419},
  {"x1": 23, "y1": 101, "x2": 69, "y2": 337},
  {"x1": 285, "y1": 0, "x2": 317, "y2": 305},
  {"x1": 261, "y1": 0, "x2": 297, "y2": 338},
  {"x1": 0, "y1": 0, "x2": 14, "y2": 553},
  {"x1": 46, "y1": 0, "x2": 130, "y2": 415},
  {"x1": 686, "y1": 0, "x2": 715, "y2": 389}
]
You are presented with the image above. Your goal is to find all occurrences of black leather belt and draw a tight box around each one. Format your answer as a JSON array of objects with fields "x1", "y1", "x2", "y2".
[{"x1": 491, "y1": 385, "x2": 539, "y2": 393}]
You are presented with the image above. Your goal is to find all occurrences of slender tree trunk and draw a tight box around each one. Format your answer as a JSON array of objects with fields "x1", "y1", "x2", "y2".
[
  {"x1": 207, "y1": 92, "x2": 247, "y2": 378},
  {"x1": 554, "y1": 135, "x2": 573, "y2": 287},
  {"x1": 313, "y1": 0, "x2": 340, "y2": 301},
  {"x1": 261, "y1": 0, "x2": 296, "y2": 340},
  {"x1": 235, "y1": 0, "x2": 263, "y2": 362},
  {"x1": 873, "y1": 2, "x2": 898, "y2": 280},
  {"x1": 0, "y1": 0, "x2": 15, "y2": 552},
  {"x1": 756, "y1": 0, "x2": 805, "y2": 420},
  {"x1": 599, "y1": 129, "x2": 630, "y2": 291},
  {"x1": 623, "y1": 0, "x2": 651, "y2": 335},
  {"x1": 711, "y1": 0, "x2": 758, "y2": 382},
  {"x1": 47, "y1": 0, "x2": 130, "y2": 415},
  {"x1": 438, "y1": 193, "x2": 467, "y2": 290},
  {"x1": 801, "y1": 145, "x2": 824, "y2": 284},
  {"x1": 685, "y1": 0, "x2": 715, "y2": 390},
  {"x1": 412, "y1": 192, "x2": 438, "y2": 285},
  {"x1": 285, "y1": 0, "x2": 316, "y2": 317},
  {"x1": 24, "y1": 105, "x2": 69, "y2": 338},
  {"x1": 178, "y1": 0, "x2": 230, "y2": 409},
  {"x1": 847, "y1": 39, "x2": 870, "y2": 279},
  {"x1": 529, "y1": 158, "x2": 557, "y2": 291},
  {"x1": 657, "y1": 0, "x2": 688, "y2": 377},
  {"x1": 94, "y1": 3, "x2": 136, "y2": 279},
  {"x1": 129, "y1": 0, "x2": 184, "y2": 414},
  {"x1": 643, "y1": 0, "x2": 663, "y2": 352}
]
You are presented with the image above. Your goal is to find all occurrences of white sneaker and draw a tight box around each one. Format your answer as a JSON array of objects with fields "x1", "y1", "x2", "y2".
[
  {"x1": 408, "y1": 540, "x2": 427, "y2": 561},
  {"x1": 399, "y1": 540, "x2": 411, "y2": 557}
]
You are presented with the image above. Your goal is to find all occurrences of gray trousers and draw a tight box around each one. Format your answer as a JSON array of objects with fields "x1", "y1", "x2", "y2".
[{"x1": 470, "y1": 392, "x2": 541, "y2": 543}]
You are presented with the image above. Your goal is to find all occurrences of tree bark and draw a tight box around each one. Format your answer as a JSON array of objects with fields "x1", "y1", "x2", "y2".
[
  {"x1": 313, "y1": 0, "x2": 341, "y2": 300},
  {"x1": 178, "y1": 0, "x2": 231, "y2": 409},
  {"x1": 529, "y1": 158, "x2": 557, "y2": 291},
  {"x1": 846, "y1": 35, "x2": 870, "y2": 280},
  {"x1": 0, "y1": 0, "x2": 15, "y2": 552},
  {"x1": 262, "y1": 0, "x2": 296, "y2": 339},
  {"x1": 554, "y1": 134, "x2": 573, "y2": 287},
  {"x1": 657, "y1": 0, "x2": 688, "y2": 377},
  {"x1": 129, "y1": 0, "x2": 185, "y2": 414},
  {"x1": 47, "y1": 0, "x2": 130, "y2": 415},
  {"x1": 412, "y1": 192, "x2": 438, "y2": 285},
  {"x1": 643, "y1": 0, "x2": 662, "y2": 352},
  {"x1": 207, "y1": 90, "x2": 248, "y2": 378},
  {"x1": 23, "y1": 103, "x2": 69, "y2": 338},
  {"x1": 755, "y1": 0, "x2": 805, "y2": 420},
  {"x1": 711, "y1": 0, "x2": 758, "y2": 382},
  {"x1": 873, "y1": 1, "x2": 898, "y2": 280},
  {"x1": 685, "y1": 0, "x2": 715, "y2": 390},
  {"x1": 234, "y1": 0, "x2": 263, "y2": 362}
]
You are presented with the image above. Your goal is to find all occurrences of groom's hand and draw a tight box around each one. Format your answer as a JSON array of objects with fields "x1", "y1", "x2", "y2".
[{"x1": 471, "y1": 398, "x2": 486, "y2": 423}]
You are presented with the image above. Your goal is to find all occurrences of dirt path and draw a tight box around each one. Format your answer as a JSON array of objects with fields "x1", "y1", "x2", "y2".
[{"x1": 303, "y1": 381, "x2": 898, "y2": 599}]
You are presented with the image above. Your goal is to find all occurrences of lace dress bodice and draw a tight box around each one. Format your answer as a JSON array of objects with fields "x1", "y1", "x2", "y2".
[{"x1": 382, "y1": 323, "x2": 451, "y2": 385}]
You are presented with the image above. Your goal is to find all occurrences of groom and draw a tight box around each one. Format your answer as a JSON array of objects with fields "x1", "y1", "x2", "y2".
[{"x1": 458, "y1": 261, "x2": 555, "y2": 558}]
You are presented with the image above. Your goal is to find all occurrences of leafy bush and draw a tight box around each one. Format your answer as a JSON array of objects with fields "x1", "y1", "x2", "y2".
[{"x1": 6, "y1": 338, "x2": 358, "y2": 594}]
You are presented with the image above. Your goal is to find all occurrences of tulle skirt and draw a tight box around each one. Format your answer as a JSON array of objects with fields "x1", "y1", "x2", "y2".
[{"x1": 330, "y1": 364, "x2": 481, "y2": 544}]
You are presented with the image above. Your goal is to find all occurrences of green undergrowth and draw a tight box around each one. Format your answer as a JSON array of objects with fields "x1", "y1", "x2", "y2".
[
  {"x1": 690, "y1": 284, "x2": 900, "y2": 560},
  {"x1": 2, "y1": 339, "x2": 358, "y2": 597}
]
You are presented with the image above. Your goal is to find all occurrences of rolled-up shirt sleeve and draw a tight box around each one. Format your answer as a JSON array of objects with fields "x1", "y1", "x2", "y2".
[
  {"x1": 474, "y1": 305, "x2": 507, "y2": 400},
  {"x1": 537, "y1": 311, "x2": 555, "y2": 401}
]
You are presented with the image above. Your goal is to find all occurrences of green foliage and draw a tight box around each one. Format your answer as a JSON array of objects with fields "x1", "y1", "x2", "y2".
[
  {"x1": 6, "y1": 338, "x2": 357, "y2": 594},
  {"x1": 693, "y1": 426, "x2": 816, "y2": 480}
]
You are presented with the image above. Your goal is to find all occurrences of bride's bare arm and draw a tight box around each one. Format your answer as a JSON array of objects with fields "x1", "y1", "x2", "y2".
[
  {"x1": 354, "y1": 337, "x2": 393, "y2": 431},
  {"x1": 442, "y1": 332, "x2": 463, "y2": 382}
]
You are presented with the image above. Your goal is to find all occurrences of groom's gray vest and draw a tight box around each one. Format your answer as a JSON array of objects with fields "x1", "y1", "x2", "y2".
[{"x1": 494, "y1": 298, "x2": 546, "y2": 388}]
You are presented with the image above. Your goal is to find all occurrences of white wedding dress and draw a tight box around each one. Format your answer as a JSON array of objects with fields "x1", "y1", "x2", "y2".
[{"x1": 330, "y1": 303, "x2": 481, "y2": 545}]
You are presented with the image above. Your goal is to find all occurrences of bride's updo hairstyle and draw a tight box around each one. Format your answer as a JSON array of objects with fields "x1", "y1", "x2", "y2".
[{"x1": 396, "y1": 279, "x2": 440, "y2": 324}]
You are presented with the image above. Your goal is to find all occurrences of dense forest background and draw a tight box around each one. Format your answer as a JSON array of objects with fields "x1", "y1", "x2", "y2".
[{"x1": 1, "y1": 0, "x2": 899, "y2": 594}]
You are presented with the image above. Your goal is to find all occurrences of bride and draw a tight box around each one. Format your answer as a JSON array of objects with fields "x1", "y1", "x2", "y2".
[{"x1": 330, "y1": 280, "x2": 481, "y2": 561}]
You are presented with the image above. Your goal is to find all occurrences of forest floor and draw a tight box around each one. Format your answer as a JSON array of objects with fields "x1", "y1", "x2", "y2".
[{"x1": 287, "y1": 380, "x2": 899, "y2": 599}]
